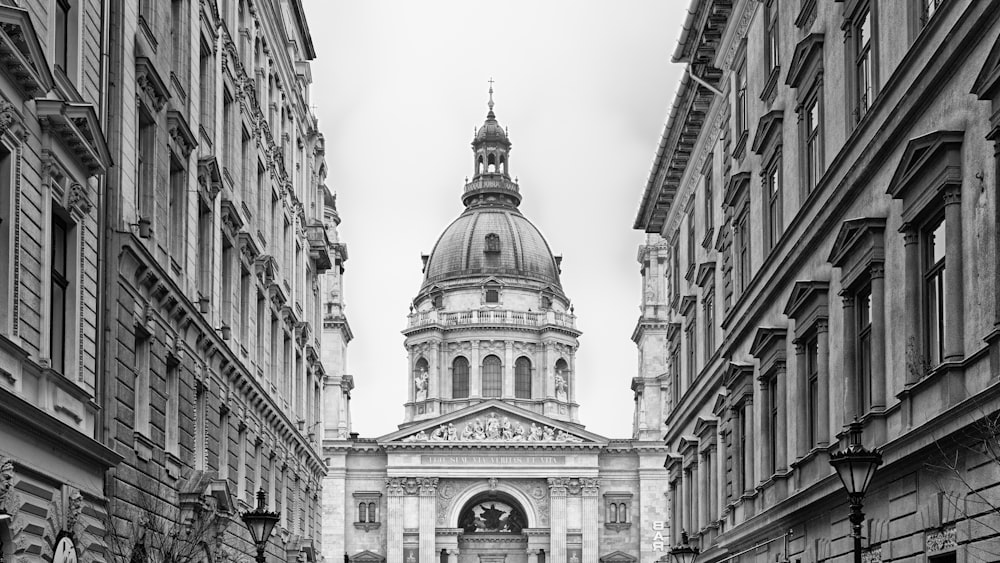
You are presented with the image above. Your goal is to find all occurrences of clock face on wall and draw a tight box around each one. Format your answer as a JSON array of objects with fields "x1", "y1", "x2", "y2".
[{"x1": 53, "y1": 534, "x2": 78, "y2": 563}]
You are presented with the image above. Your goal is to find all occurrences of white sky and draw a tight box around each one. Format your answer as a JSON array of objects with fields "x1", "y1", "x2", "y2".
[{"x1": 302, "y1": 0, "x2": 685, "y2": 438}]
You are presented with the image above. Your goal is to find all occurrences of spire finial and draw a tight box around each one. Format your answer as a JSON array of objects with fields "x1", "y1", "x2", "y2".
[{"x1": 487, "y1": 77, "x2": 495, "y2": 112}]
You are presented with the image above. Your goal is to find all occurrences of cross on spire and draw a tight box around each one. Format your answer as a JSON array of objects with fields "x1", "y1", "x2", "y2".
[{"x1": 488, "y1": 77, "x2": 495, "y2": 111}]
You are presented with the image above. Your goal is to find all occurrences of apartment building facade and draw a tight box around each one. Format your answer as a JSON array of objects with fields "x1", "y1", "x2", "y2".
[{"x1": 635, "y1": 1, "x2": 1000, "y2": 561}]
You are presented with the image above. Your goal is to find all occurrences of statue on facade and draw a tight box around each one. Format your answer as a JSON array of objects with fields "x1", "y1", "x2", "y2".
[
  {"x1": 527, "y1": 423, "x2": 543, "y2": 441},
  {"x1": 446, "y1": 422, "x2": 458, "y2": 441},
  {"x1": 512, "y1": 422, "x2": 526, "y2": 441},
  {"x1": 414, "y1": 368, "x2": 430, "y2": 401},
  {"x1": 500, "y1": 416, "x2": 513, "y2": 439},
  {"x1": 485, "y1": 412, "x2": 501, "y2": 439},
  {"x1": 542, "y1": 426, "x2": 556, "y2": 441},
  {"x1": 430, "y1": 424, "x2": 449, "y2": 441},
  {"x1": 554, "y1": 373, "x2": 568, "y2": 400}
]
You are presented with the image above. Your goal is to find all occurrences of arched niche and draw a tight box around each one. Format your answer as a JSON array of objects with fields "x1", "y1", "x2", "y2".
[
  {"x1": 456, "y1": 491, "x2": 527, "y2": 534},
  {"x1": 446, "y1": 483, "x2": 539, "y2": 530}
]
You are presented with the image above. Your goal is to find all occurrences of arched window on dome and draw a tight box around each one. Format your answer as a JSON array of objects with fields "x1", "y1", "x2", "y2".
[
  {"x1": 452, "y1": 356, "x2": 470, "y2": 399},
  {"x1": 515, "y1": 357, "x2": 531, "y2": 399},
  {"x1": 485, "y1": 233, "x2": 501, "y2": 253},
  {"x1": 487, "y1": 154, "x2": 497, "y2": 173},
  {"x1": 500, "y1": 155, "x2": 507, "y2": 175},
  {"x1": 476, "y1": 155, "x2": 483, "y2": 175},
  {"x1": 482, "y1": 355, "x2": 502, "y2": 397}
]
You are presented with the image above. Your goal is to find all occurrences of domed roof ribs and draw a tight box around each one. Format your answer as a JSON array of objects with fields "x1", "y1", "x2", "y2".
[
  {"x1": 503, "y1": 211, "x2": 523, "y2": 272},
  {"x1": 462, "y1": 210, "x2": 480, "y2": 272}
]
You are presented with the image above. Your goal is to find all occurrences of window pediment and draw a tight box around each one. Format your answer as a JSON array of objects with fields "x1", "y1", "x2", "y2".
[
  {"x1": 783, "y1": 281, "x2": 829, "y2": 338},
  {"x1": 723, "y1": 361, "x2": 754, "y2": 389},
  {"x1": 35, "y1": 100, "x2": 111, "y2": 176},
  {"x1": 750, "y1": 327, "x2": 787, "y2": 376},
  {"x1": 197, "y1": 156, "x2": 222, "y2": 202},
  {"x1": 828, "y1": 217, "x2": 886, "y2": 287},
  {"x1": 887, "y1": 131, "x2": 963, "y2": 224},
  {"x1": 679, "y1": 294, "x2": 697, "y2": 316},
  {"x1": 238, "y1": 231, "x2": 260, "y2": 264},
  {"x1": 786, "y1": 34, "x2": 824, "y2": 90},
  {"x1": 723, "y1": 172, "x2": 751, "y2": 211},
  {"x1": 666, "y1": 321, "x2": 682, "y2": 342},
  {"x1": 0, "y1": 6, "x2": 54, "y2": 97},
  {"x1": 751, "y1": 109, "x2": 784, "y2": 159},
  {"x1": 693, "y1": 415, "x2": 718, "y2": 441},
  {"x1": 696, "y1": 261, "x2": 716, "y2": 288},
  {"x1": 973, "y1": 32, "x2": 1000, "y2": 100},
  {"x1": 167, "y1": 110, "x2": 198, "y2": 157},
  {"x1": 135, "y1": 57, "x2": 170, "y2": 111}
]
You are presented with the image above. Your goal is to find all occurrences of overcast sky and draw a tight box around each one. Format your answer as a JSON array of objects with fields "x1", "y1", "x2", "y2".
[{"x1": 302, "y1": 0, "x2": 685, "y2": 438}]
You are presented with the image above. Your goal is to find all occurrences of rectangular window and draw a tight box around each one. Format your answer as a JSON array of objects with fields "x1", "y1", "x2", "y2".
[
  {"x1": 924, "y1": 218, "x2": 946, "y2": 365},
  {"x1": 856, "y1": 286, "x2": 873, "y2": 413},
  {"x1": 687, "y1": 207, "x2": 696, "y2": 272},
  {"x1": 242, "y1": 128, "x2": 252, "y2": 201},
  {"x1": 736, "y1": 60, "x2": 748, "y2": 138},
  {"x1": 704, "y1": 293, "x2": 715, "y2": 361},
  {"x1": 853, "y1": 8, "x2": 874, "y2": 123},
  {"x1": 686, "y1": 321, "x2": 697, "y2": 384},
  {"x1": 804, "y1": 96, "x2": 821, "y2": 192},
  {"x1": 806, "y1": 336, "x2": 819, "y2": 447},
  {"x1": 134, "y1": 330, "x2": 151, "y2": 436},
  {"x1": 0, "y1": 142, "x2": 14, "y2": 334},
  {"x1": 137, "y1": 107, "x2": 156, "y2": 224},
  {"x1": 252, "y1": 439, "x2": 262, "y2": 504},
  {"x1": 670, "y1": 344, "x2": 681, "y2": 409},
  {"x1": 270, "y1": 313, "x2": 280, "y2": 386},
  {"x1": 704, "y1": 165, "x2": 713, "y2": 235},
  {"x1": 218, "y1": 407, "x2": 230, "y2": 479},
  {"x1": 735, "y1": 213, "x2": 750, "y2": 293},
  {"x1": 764, "y1": 161, "x2": 782, "y2": 252},
  {"x1": 283, "y1": 335, "x2": 292, "y2": 400},
  {"x1": 765, "y1": 0, "x2": 779, "y2": 72},
  {"x1": 240, "y1": 267, "x2": 251, "y2": 349},
  {"x1": 197, "y1": 200, "x2": 213, "y2": 301},
  {"x1": 199, "y1": 38, "x2": 215, "y2": 140},
  {"x1": 170, "y1": 0, "x2": 185, "y2": 72},
  {"x1": 165, "y1": 359, "x2": 179, "y2": 455},
  {"x1": 50, "y1": 214, "x2": 71, "y2": 374},
  {"x1": 671, "y1": 240, "x2": 680, "y2": 304},
  {"x1": 195, "y1": 382, "x2": 207, "y2": 470},
  {"x1": 223, "y1": 88, "x2": 235, "y2": 173},
  {"x1": 55, "y1": 0, "x2": 70, "y2": 73},
  {"x1": 256, "y1": 292, "x2": 266, "y2": 371},
  {"x1": 767, "y1": 376, "x2": 778, "y2": 475},
  {"x1": 738, "y1": 403, "x2": 749, "y2": 491},
  {"x1": 169, "y1": 154, "x2": 186, "y2": 266},
  {"x1": 221, "y1": 236, "x2": 234, "y2": 331},
  {"x1": 257, "y1": 165, "x2": 267, "y2": 241},
  {"x1": 237, "y1": 424, "x2": 248, "y2": 500}
]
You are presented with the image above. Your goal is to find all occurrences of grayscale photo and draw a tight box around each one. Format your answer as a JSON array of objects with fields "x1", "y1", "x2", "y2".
[{"x1": 1, "y1": 1, "x2": 998, "y2": 563}]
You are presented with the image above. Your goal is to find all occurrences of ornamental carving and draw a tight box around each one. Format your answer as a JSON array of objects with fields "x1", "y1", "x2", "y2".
[
  {"x1": 0, "y1": 100, "x2": 15, "y2": 136},
  {"x1": 403, "y1": 413, "x2": 583, "y2": 443},
  {"x1": 417, "y1": 477, "x2": 439, "y2": 495},
  {"x1": 0, "y1": 458, "x2": 14, "y2": 511},
  {"x1": 65, "y1": 182, "x2": 92, "y2": 214},
  {"x1": 926, "y1": 526, "x2": 957, "y2": 553}
]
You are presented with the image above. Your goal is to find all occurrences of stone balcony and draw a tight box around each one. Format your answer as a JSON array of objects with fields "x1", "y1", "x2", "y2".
[
  {"x1": 461, "y1": 175, "x2": 521, "y2": 206},
  {"x1": 406, "y1": 308, "x2": 576, "y2": 330}
]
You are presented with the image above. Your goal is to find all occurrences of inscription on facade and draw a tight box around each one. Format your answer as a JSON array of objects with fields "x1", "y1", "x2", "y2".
[{"x1": 422, "y1": 455, "x2": 565, "y2": 465}]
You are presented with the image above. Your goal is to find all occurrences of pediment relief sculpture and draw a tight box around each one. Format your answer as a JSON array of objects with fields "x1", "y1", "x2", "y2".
[{"x1": 402, "y1": 411, "x2": 583, "y2": 443}]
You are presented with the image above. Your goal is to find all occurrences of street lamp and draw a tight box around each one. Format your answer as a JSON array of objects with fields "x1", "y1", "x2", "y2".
[
  {"x1": 242, "y1": 489, "x2": 280, "y2": 563},
  {"x1": 668, "y1": 530, "x2": 699, "y2": 563},
  {"x1": 829, "y1": 420, "x2": 882, "y2": 563}
]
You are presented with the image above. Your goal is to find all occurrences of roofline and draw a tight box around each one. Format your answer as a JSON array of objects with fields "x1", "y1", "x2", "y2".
[
  {"x1": 290, "y1": 0, "x2": 316, "y2": 60},
  {"x1": 671, "y1": 0, "x2": 704, "y2": 63}
]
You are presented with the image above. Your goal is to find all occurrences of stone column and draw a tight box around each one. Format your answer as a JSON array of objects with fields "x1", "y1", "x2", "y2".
[
  {"x1": 386, "y1": 478, "x2": 406, "y2": 563},
  {"x1": 816, "y1": 319, "x2": 830, "y2": 446},
  {"x1": 581, "y1": 478, "x2": 600, "y2": 562},
  {"x1": 943, "y1": 186, "x2": 964, "y2": 362},
  {"x1": 471, "y1": 340, "x2": 481, "y2": 396},
  {"x1": 841, "y1": 294, "x2": 857, "y2": 424},
  {"x1": 547, "y1": 478, "x2": 568, "y2": 562},
  {"x1": 526, "y1": 550, "x2": 539, "y2": 563},
  {"x1": 418, "y1": 478, "x2": 438, "y2": 563},
  {"x1": 794, "y1": 342, "x2": 808, "y2": 459},
  {"x1": 870, "y1": 264, "x2": 886, "y2": 409},
  {"x1": 775, "y1": 361, "x2": 787, "y2": 473},
  {"x1": 438, "y1": 342, "x2": 448, "y2": 399},
  {"x1": 543, "y1": 341, "x2": 554, "y2": 398},
  {"x1": 504, "y1": 340, "x2": 514, "y2": 398},
  {"x1": 429, "y1": 341, "x2": 440, "y2": 402},
  {"x1": 407, "y1": 348, "x2": 416, "y2": 403},
  {"x1": 744, "y1": 397, "x2": 755, "y2": 493},
  {"x1": 902, "y1": 230, "x2": 920, "y2": 384}
]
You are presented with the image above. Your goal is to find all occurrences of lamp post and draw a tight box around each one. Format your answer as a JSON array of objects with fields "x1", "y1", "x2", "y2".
[
  {"x1": 242, "y1": 489, "x2": 280, "y2": 563},
  {"x1": 829, "y1": 421, "x2": 882, "y2": 563},
  {"x1": 668, "y1": 530, "x2": 699, "y2": 563}
]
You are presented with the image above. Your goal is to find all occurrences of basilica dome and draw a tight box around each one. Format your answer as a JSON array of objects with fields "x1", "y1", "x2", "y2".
[{"x1": 422, "y1": 206, "x2": 562, "y2": 288}]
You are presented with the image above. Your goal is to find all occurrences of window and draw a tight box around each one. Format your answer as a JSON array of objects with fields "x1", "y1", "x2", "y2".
[
  {"x1": 165, "y1": 356, "x2": 179, "y2": 455},
  {"x1": 55, "y1": 0, "x2": 78, "y2": 81},
  {"x1": 482, "y1": 355, "x2": 502, "y2": 397},
  {"x1": 852, "y1": 7, "x2": 874, "y2": 123},
  {"x1": 223, "y1": 89, "x2": 235, "y2": 172},
  {"x1": 670, "y1": 343, "x2": 681, "y2": 409},
  {"x1": 240, "y1": 267, "x2": 251, "y2": 347},
  {"x1": 270, "y1": 313, "x2": 280, "y2": 386},
  {"x1": 256, "y1": 292, "x2": 265, "y2": 370},
  {"x1": 671, "y1": 239, "x2": 680, "y2": 305},
  {"x1": 804, "y1": 97, "x2": 821, "y2": 192},
  {"x1": 765, "y1": 0, "x2": 779, "y2": 72},
  {"x1": 924, "y1": 217, "x2": 946, "y2": 365},
  {"x1": 704, "y1": 293, "x2": 715, "y2": 361},
  {"x1": 221, "y1": 236, "x2": 234, "y2": 331},
  {"x1": 353, "y1": 492, "x2": 382, "y2": 529},
  {"x1": 686, "y1": 321, "x2": 697, "y2": 384},
  {"x1": 237, "y1": 424, "x2": 247, "y2": 500},
  {"x1": 735, "y1": 212, "x2": 750, "y2": 293},
  {"x1": 736, "y1": 59, "x2": 748, "y2": 141},
  {"x1": 703, "y1": 165, "x2": 714, "y2": 235},
  {"x1": 738, "y1": 402, "x2": 750, "y2": 491},
  {"x1": 767, "y1": 376, "x2": 779, "y2": 475},
  {"x1": 219, "y1": 405, "x2": 230, "y2": 479},
  {"x1": 919, "y1": 0, "x2": 944, "y2": 28},
  {"x1": 170, "y1": 0, "x2": 187, "y2": 76},
  {"x1": 485, "y1": 284, "x2": 500, "y2": 304},
  {"x1": 0, "y1": 142, "x2": 13, "y2": 334},
  {"x1": 195, "y1": 377, "x2": 207, "y2": 470},
  {"x1": 50, "y1": 213, "x2": 73, "y2": 374},
  {"x1": 242, "y1": 129, "x2": 252, "y2": 200},
  {"x1": 764, "y1": 160, "x2": 782, "y2": 252},
  {"x1": 169, "y1": 154, "x2": 186, "y2": 265},
  {"x1": 197, "y1": 199, "x2": 213, "y2": 302},
  {"x1": 452, "y1": 356, "x2": 470, "y2": 399},
  {"x1": 805, "y1": 336, "x2": 819, "y2": 448},
  {"x1": 199, "y1": 38, "x2": 215, "y2": 139},
  {"x1": 856, "y1": 286, "x2": 872, "y2": 414},
  {"x1": 137, "y1": 107, "x2": 155, "y2": 225},
  {"x1": 515, "y1": 357, "x2": 531, "y2": 399},
  {"x1": 134, "y1": 328, "x2": 151, "y2": 436},
  {"x1": 604, "y1": 493, "x2": 632, "y2": 530},
  {"x1": 687, "y1": 207, "x2": 696, "y2": 273},
  {"x1": 485, "y1": 233, "x2": 500, "y2": 253}
]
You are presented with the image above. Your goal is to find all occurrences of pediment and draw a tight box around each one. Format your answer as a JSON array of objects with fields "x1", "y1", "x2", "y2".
[
  {"x1": 751, "y1": 109, "x2": 784, "y2": 157},
  {"x1": 786, "y1": 34, "x2": 824, "y2": 89},
  {"x1": 783, "y1": 280, "x2": 829, "y2": 318},
  {"x1": 349, "y1": 551, "x2": 385, "y2": 562},
  {"x1": 600, "y1": 551, "x2": 638, "y2": 562},
  {"x1": 973, "y1": 32, "x2": 1000, "y2": 99},
  {"x1": 0, "y1": 6, "x2": 54, "y2": 97},
  {"x1": 828, "y1": 217, "x2": 886, "y2": 267},
  {"x1": 382, "y1": 400, "x2": 607, "y2": 445},
  {"x1": 35, "y1": 100, "x2": 111, "y2": 176},
  {"x1": 722, "y1": 172, "x2": 750, "y2": 210},
  {"x1": 886, "y1": 131, "x2": 963, "y2": 201}
]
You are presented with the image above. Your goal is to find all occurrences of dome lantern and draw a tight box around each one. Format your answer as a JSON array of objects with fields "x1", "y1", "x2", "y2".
[{"x1": 465, "y1": 81, "x2": 520, "y2": 207}]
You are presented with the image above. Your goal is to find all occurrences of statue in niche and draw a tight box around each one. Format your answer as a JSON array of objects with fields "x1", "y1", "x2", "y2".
[
  {"x1": 414, "y1": 368, "x2": 429, "y2": 401},
  {"x1": 554, "y1": 373, "x2": 568, "y2": 400},
  {"x1": 506, "y1": 506, "x2": 526, "y2": 534},
  {"x1": 480, "y1": 503, "x2": 504, "y2": 530}
]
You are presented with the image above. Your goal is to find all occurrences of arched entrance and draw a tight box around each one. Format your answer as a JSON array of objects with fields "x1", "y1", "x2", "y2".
[{"x1": 455, "y1": 491, "x2": 533, "y2": 563}]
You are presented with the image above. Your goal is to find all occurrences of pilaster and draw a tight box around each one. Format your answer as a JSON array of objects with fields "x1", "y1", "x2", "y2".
[
  {"x1": 418, "y1": 478, "x2": 438, "y2": 563},
  {"x1": 547, "y1": 477, "x2": 568, "y2": 561},
  {"x1": 581, "y1": 478, "x2": 600, "y2": 562}
]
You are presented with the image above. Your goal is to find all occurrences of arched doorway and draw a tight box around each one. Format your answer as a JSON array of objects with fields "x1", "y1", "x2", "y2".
[{"x1": 456, "y1": 491, "x2": 529, "y2": 562}]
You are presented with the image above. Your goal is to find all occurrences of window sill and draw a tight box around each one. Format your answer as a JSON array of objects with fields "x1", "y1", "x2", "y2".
[
  {"x1": 604, "y1": 522, "x2": 631, "y2": 532},
  {"x1": 134, "y1": 431, "x2": 155, "y2": 462},
  {"x1": 354, "y1": 522, "x2": 381, "y2": 532},
  {"x1": 165, "y1": 450, "x2": 182, "y2": 480}
]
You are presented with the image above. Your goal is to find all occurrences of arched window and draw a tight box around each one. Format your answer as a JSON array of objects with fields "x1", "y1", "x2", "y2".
[
  {"x1": 482, "y1": 355, "x2": 502, "y2": 397},
  {"x1": 515, "y1": 357, "x2": 531, "y2": 399},
  {"x1": 608, "y1": 503, "x2": 617, "y2": 523},
  {"x1": 452, "y1": 356, "x2": 470, "y2": 399},
  {"x1": 358, "y1": 502, "x2": 367, "y2": 523},
  {"x1": 368, "y1": 501, "x2": 377, "y2": 522},
  {"x1": 554, "y1": 359, "x2": 569, "y2": 398},
  {"x1": 619, "y1": 503, "x2": 627, "y2": 522},
  {"x1": 477, "y1": 156, "x2": 483, "y2": 175},
  {"x1": 487, "y1": 154, "x2": 497, "y2": 173},
  {"x1": 500, "y1": 156, "x2": 507, "y2": 175}
]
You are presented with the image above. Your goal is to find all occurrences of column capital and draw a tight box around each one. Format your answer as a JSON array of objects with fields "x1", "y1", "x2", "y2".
[
  {"x1": 870, "y1": 263, "x2": 885, "y2": 280},
  {"x1": 447, "y1": 549, "x2": 460, "y2": 556},
  {"x1": 547, "y1": 477, "x2": 569, "y2": 495},
  {"x1": 903, "y1": 231, "x2": 919, "y2": 245},
  {"x1": 579, "y1": 477, "x2": 600, "y2": 496},
  {"x1": 942, "y1": 184, "x2": 962, "y2": 205},
  {"x1": 816, "y1": 318, "x2": 829, "y2": 334},
  {"x1": 418, "y1": 477, "x2": 439, "y2": 496}
]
